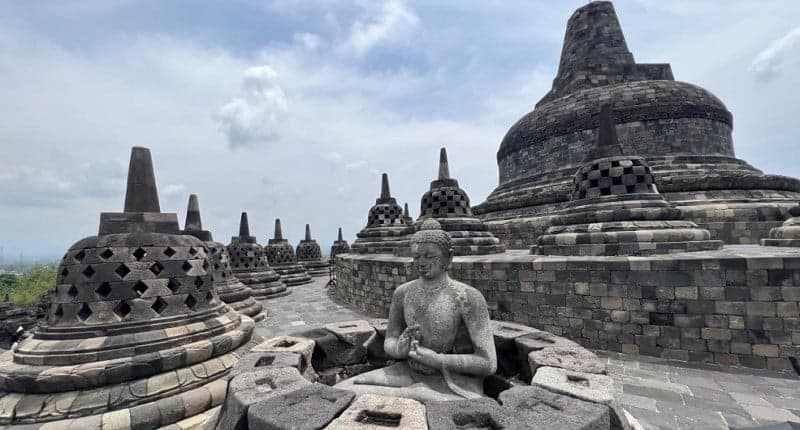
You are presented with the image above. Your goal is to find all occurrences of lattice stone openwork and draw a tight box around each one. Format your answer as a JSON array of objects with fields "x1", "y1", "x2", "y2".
[
  {"x1": 572, "y1": 157, "x2": 656, "y2": 200},
  {"x1": 420, "y1": 187, "x2": 472, "y2": 218}
]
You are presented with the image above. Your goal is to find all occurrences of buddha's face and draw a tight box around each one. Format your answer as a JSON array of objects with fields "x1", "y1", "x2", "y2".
[{"x1": 410, "y1": 241, "x2": 450, "y2": 279}]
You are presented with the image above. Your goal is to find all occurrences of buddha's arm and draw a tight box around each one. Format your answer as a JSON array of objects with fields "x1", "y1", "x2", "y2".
[
  {"x1": 438, "y1": 289, "x2": 497, "y2": 376},
  {"x1": 383, "y1": 285, "x2": 409, "y2": 359}
]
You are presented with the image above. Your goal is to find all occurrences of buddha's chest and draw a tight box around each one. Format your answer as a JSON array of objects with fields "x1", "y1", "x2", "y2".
[{"x1": 404, "y1": 290, "x2": 460, "y2": 351}]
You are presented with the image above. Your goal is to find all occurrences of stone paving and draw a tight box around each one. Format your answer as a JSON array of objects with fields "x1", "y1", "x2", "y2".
[{"x1": 256, "y1": 276, "x2": 800, "y2": 429}]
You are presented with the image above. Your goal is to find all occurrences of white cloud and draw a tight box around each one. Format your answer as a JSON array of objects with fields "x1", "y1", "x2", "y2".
[
  {"x1": 0, "y1": 160, "x2": 125, "y2": 207},
  {"x1": 294, "y1": 32, "x2": 322, "y2": 49},
  {"x1": 344, "y1": 160, "x2": 367, "y2": 170},
  {"x1": 160, "y1": 184, "x2": 186, "y2": 197},
  {"x1": 216, "y1": 65, "x2": 288, "y2": 148},
  {"x1": 339, "y1": 0, "x2": 420, "y2": 56},
  {"x1": 751, "y1": 26, "x2": 800, "y2": 80}
]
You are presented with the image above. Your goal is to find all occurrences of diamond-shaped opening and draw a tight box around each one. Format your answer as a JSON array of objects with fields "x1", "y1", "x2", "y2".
[
  {"x1": 202, "y1": 260, "x2": 210, "y2": 271},
  {"x1": 100, "y1": 248, "x2": 114, "y2": 260},
  {"x1": 114, "y1": 300, "x2": 131, "y2": 319},
  {"x1": 182, "y1": 261, "x2": 192, "y2": 273},
  {"x1": 77, "y1": 303, "x2": 92, "y2": 321},
  {"x1": 96, "y1": 282, "x2": 112, "y2": 298},
  {"x1": 133, "y1": 281, "x2": 148, "y2": 297},
  {"x1": 74, "y1": 250, "x2": 86, "y2": 263},
  {"x1": 167, "y1": 278, "x2": 181, "y2": 293},
  {"x1": 184, "y1": 294, "x2": 198, "y2": 310},
  {"x1": 194, "y1": 277, "x2": 204, "y2": 288},
  {"x1": 82, "y1": 265, "x2": 96, "y2": 279},
  {"x1": 149, "y1": 261, "x2": 164, "y2": 276},
  {"x1": 115, "y1": 263, "x2": 131, "y2": 279},
  {"x1": 132, "y1": 247, "x2": 147, "y2": 261},
  {"x1": 151, "y1": 297, "x2": 168, "y2": 314},
  {"x1": 67, "y1": 285, "x2": 79, "y2": 298},
  {"x1": 61, "y1": 267, "x2": 69, "y2": 278},
  {"x1": 205, "y1": 291, "x2": 214, "y2": 303},
  {"x1": 189, "y1": 247, "x2": 198, "y2": 256},
  {"x1": 163, "y1": 247, "x2": 176, "y2": 257}
]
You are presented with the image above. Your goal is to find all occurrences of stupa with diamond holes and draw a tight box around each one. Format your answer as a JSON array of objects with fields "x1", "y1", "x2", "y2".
[
  {"x1": 0, "y1": 147, "x2": 254, "y2": 428},
  {"x1": 414, "y1": 148, "x2": 505, "y2": 255},
  {"x1": 265, "y1": 219, "x2": 313, "y2": 286},
  {"x1": 403, "y1": 202, "x2": 414, "y2": 225},
  {"x1": 227, "y1": 212, "x2": 289, "y2": 300},
  {"x1": 329, "y1": 227, "x2": 351, "y2": 264},
  {"x1": 761, "y1": 202, "x2": 800, "y2": 247},
  {"x1": 534, "y1": 105, "x2": 724, "y2": 256},
  {"x1": 183, "y1": 194, "x2": 266, "y2": 322},
  {"x1": 352, "y1": 173, "x2": 411, "y2": 254},
  {"x1": 295, "y1": 224, "x2": 329, "y2": 277}
]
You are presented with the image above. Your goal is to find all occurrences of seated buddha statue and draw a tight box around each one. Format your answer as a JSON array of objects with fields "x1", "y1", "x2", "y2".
[{"x1": 335, "y1": 219, "x2": 497, "y2": 402}]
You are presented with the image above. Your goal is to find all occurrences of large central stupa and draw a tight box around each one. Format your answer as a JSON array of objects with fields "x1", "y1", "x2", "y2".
[{"x1": 473, "y1": 1, "x2": 800, "y2": 248}]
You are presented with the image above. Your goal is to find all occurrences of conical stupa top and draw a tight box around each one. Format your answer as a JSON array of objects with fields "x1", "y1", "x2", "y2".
[
  {"x1": 184, "y1": 194, "x2": 203, "y2": 231},
  {"x1": 337, "y1": 227, "x2": 343, "y2": 241},
  {"x1": 380, "y1": 173, "x2": 391, "y2": 199},
  {"x1": 123, "y1": 147, "x2": 160, "y2": 213},
  {"x1": 404, "y1": 203, "x2": 411, "y2": 217},
  {"x1": 587, "y1": 104, "x2": 624, "y2": 161},
  {"x1": 305, "y1": 224, "x2": 312, "y2": 241},
  {"x1": 438, "y1": 147, "x2": 450, "y2": 180},
  {"x1": 239, "y1": 212, "x2": 250, "y2": 236},
  {"x1": 274, "y1": 218, "x2": 284, "y2": 240}
]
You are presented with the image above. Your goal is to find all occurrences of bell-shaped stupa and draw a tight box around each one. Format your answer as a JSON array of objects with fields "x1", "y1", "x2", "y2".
[
  {"x1": 329, "y1": 227, "x2": 351, "y2": 264},
  {"x1": 535, "y1": 106, "x2": 724, "y2": 256},
  {"x1": 295, "y1": 224, "x2": 329, "y2": 277},
  {"x1": 352, "y1": 173, "x2": 411, "y2": 254},
  {"x1": 414, "y1": 148, "x2": 505, "y2": 255},
  {"x1": 0, "y1": 147, "x2": 254, "y2": 427},
  {"x1": 761, "y1": 202, "x2": 800, "y2": 247},
  {"x1": 183, "y1": 194, "x2": 266, "y2": 321},
  {"x1": 227, "y1": 213, "x2": 289, "y2": 299},
  {"x1": 265, "y1": 219, "x2": 313, "y2": 286}
]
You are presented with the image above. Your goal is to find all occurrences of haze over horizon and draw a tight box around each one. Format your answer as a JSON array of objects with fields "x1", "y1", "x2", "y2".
[{"x1": 1, "y1": 0, "x2": 799, "y2": 262}]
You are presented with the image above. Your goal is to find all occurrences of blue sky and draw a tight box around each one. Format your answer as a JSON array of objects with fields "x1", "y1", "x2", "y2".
[{"x1": 1, "y1": 0, "x2": 799, "y2": 261}]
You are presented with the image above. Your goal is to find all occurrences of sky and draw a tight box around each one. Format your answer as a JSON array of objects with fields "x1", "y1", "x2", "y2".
[{"x1": 1, "y1": 0, "x2": 799, "y2": 262}]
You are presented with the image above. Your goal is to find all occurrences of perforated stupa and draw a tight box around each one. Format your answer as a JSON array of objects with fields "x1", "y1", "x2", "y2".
[
  {"x1": 265, "y1": 219, "x2": 313, "y2": 286},
  {"x1": 227, "y1": 212, "x2": 289, "y2": 299},
  {"x1": 329, "y1": 227, "x2": 351, "y2": 264},
  {"x1": 352, "y1": 173, "x2": 411, "y2": 254},
  {"x1": 295, "y1": 224, "x2": 329, "y2": 277}
]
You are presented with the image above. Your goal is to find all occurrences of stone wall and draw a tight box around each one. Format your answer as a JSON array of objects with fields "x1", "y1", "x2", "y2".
[{"x1": 335, "y1": 247, "x2": 800, "y2": 372}]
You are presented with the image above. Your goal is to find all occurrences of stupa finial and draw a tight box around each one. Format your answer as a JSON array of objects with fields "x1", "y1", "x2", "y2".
[
  {"x1": 337, "y1": 227, "x2": 343, "y2": 241},
  {"x1": 438, "y1": 147, "x2": 450, "y2": 180},
  {"x1": 404, "y1": 203, "x2": 411, "y2": 217},
  {"x1": 586, "y1": 104, "x2": 625, "y2": 160},
  {"x1": 184, "y1": 194, "x2": 202, "y2": 231},
  {"x1": 380, "y1": 173, "x2": 391, "y2": 199},
  {"x1": 239, "y1": 212, "x2": 250, "y2": 237},
  {"x1": 274, "y1": 218, "x2": 283, "y2": 240},
  {"x1": 123, "y1": 147, "x2": 161, "y2": 213},
  {"x1": 305, "y1": 224, "x2": 312, "y2": 241}
]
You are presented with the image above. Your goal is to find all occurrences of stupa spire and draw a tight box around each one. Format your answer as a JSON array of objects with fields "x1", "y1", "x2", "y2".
[
  {"x1": 404, "y1": 203, "x2": 411, "y2": 218},
  {"x1": 438, "y1": 147, "x2": 450, "y2": 180},
  {"x1": 380, "y1": 173, "x2": 391, "y2": 199},
  {"x1": 337, "y1": 227, "x2": 343, "y2": 241},
  {"x1": 123, "y1": 147, "x2": 160, "y2": 213},
  {"x1": 239, "y1": 212, "x2": 250, "y2": 237},
  {"x1": 305, "y1": 224, "x2": 312, "y2": 241},
  {"x1": 274, "y1": 218, "x2": 283, "y2": 240},
  {"x1": 587, "y1": 104, "x2": 624, "y2": 160},
  {"x1": 184, "y1": 194, "x2": 202, "y2": 231}
]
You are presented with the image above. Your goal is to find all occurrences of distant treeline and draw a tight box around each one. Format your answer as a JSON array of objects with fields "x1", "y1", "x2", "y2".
[{"x1": 0, "y1": 263, "x2": 57, "y2": 309}]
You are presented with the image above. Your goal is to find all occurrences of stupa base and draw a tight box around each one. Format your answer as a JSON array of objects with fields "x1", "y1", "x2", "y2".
[
  {"x1": 273, "y1": 264, "x2": 313, "y2": 286},
  {"x1": 301, "y1": 260, "x2": 330, "y2": 277}
]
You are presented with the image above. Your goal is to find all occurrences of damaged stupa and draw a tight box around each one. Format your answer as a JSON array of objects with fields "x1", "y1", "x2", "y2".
[
  {"x1": 0, "y1": 147, "x2": 254, "y2": 427},
  {"x1": 415, "y1": 148, "x2": 505, "y2": 255},
  {"x1": 352, "y1": 173, "x2": 411, "y2": 254},
  {"x1": 265, "y1": 219, "x2": 313, "y2": 286},
  {"x1": 329, "y1": 227, "x2": 351, "y2": 264},
  {"x1": 295, "y1": 224, "x2": 329, "y2": 277},
  {"x1": 474, "y1": 0, "x2": 800, "y2": 248},
  {"x1": 761, "y1": 202, "x2": 800, "y2": 247},
  {"x1": 535, "y1": 105, "x2": 724, "y2": 256},
  {"x1": 183, "y1": 194, "x2": 266, "y2": 322},
  {"x1": 227, "y1": 213, "x2": 289, "y2": 300}
]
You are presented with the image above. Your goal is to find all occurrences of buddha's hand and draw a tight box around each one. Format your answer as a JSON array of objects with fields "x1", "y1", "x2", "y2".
[
  {"x1": 397, "y1": 325, "x2": 421, "y2": 356},
  {"x1": 408, "y1": 345, "x2": 442, "y2": 370}
]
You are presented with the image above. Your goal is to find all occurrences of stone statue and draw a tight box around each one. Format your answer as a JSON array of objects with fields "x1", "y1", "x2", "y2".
[{"x1": 336, "y1": 219, "x2": 497, "y2": 402}]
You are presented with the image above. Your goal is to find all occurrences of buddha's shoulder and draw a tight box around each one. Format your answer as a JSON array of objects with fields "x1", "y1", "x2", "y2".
[
  {"x1": 448, "y1": 279, "x2": 486, "y2": 305},
  {"x1": 392, "y1": 278, "x2": 421, "y2": 296}
]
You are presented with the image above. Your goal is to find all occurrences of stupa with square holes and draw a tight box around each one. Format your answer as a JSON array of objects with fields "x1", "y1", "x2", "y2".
[
  {"x1": 227, "y1": 212, "x2": 289, "y2": 300},
  {"x1": 295, "y1": 224, "x2": 330, "y2": 277},
  {"x1": 265, "y1": 219, "x2": 313, "y2": 286}
]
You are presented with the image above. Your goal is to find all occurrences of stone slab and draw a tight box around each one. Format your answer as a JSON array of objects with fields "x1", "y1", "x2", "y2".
[
  {"x1": 248, "y1": 383, "x2": 355, "y2": 430},
  {"x1": 325, "y1": 394, "x2": 426, "y2": 430}
]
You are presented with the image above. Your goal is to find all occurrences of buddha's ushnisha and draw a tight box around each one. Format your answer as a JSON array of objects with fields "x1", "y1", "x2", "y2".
[{"x1": 336, "y1": 219, "x2": 496, "y2": 402}]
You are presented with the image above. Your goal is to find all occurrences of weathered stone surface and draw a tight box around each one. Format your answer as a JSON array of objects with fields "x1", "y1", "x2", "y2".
[
  {"x1": 532, "y1": 366, "x2": 615, "y2": 405},
  {"x1": 324, "y1": 320, "x2": 376, "y2": 347},
  {"x1": 528, "y1": 346, "x2": 606, "y2": 375},
  {"x1": 214, "y1": 367, "x2": 310, "y2": 430},
  {"x1": 491, "y1": 320, "x2": 542, "y2": 378},
  {"x1": 229, "y1": 351, "x2": 303, "y2": 380},
  {"x1": 352, "y1": 173, "x2": 412, "y2": 254},
  {"x1": 252, "y1": 336, "x2": 316, "y2": 380},
  {"x1": 499, "y1": 385, "x2": 612, "y2": 430},
  {"x1": 247, "y1": 383, "x2": 355, "y2": 430},
  {"x1": 325, "y1": 394, "x2": 426, "y2": 430},
  {"x1": 296, "y1": 328, "x2": 366, "y2": 369},
  {"x1": 426, "y1": 398, "x2": 522, "y2": 430},
  {"x1": 515, "y1": 331, "x2": 580, "y2": 382}
]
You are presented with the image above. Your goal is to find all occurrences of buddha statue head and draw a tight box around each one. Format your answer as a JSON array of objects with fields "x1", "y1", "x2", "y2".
[{"x1": 409, "y1": 219, "x2": 453, "y2": 280}]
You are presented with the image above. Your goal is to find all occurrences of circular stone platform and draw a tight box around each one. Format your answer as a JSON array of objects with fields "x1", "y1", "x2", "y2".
[{"x1": 207, "y1": 319, "x2": 638, "y2": 430}]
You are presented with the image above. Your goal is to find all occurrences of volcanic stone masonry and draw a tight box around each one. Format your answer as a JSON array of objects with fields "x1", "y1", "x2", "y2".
[
  {"x1": 351, "y1": 173, "x2": 411, "y2": 254},
  {"x1": 265, "y1": 219, "x2": 313, "y2": 286},
  {"x1": 295, "y1": 224, "x2": 329, "y2": 277},
  {"x1": 183, "y1": 194, "x2": 266, "y2": 322},
  {"x1": 228, "y1": 213, "x2": 289, "y2": 300},
  {"x1": 0, "y1": 147, "x2": 254, "y2": 427},
  {"x1": 473, "y1": 0, "x2": 800, "y2": 249},
  {"x1": 762, "y1": 202, "x2": 800, "y2": 247},
  {"x1": 329, "y1": 227, "x2": 351, "y2": 264}
]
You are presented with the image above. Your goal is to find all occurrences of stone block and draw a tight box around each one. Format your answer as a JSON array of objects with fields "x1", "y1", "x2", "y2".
[
  {"x1": 324, "y1": 320, "x2": 376, "y2": 347},
  {"x1": 701, "y1": 328, "x2": 732, "y2": 341},
  {"x1": 252, "y1": 336, "x2": 317, "y2": 381},
  {"x1": 426, "y1": 398, "x2": 521, "y2": 430},
  {"x1": 515, "y1": 331, "x2": 579, "y2": 382},
  {"x1": 295, "y1": 328, "x2": 366, "y2": 369},
  {"x1": 528, "y1": 346, "x2": 606, "y2": 375},
  {"x1": 752, "y1": 344, "x2": 779, "y2": 357},
  {"x1": 490, "y1": 320, "x2": 542, "y2": 378},
  {"x1": 531, "y1": 366, "x2": 615, "y2": 405},
  {"x1": 229, "y1": 351, "x2": 303, "y2": 380},
  {"x1": 325, "y1": 394, "x2": 426, "y2": 430},
  {"x1": 247, "y1": 383, "x2": 355, "y2": 430},
  {"x1": 499, "y1": 386, "x2": 612, "y2": 430}
]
